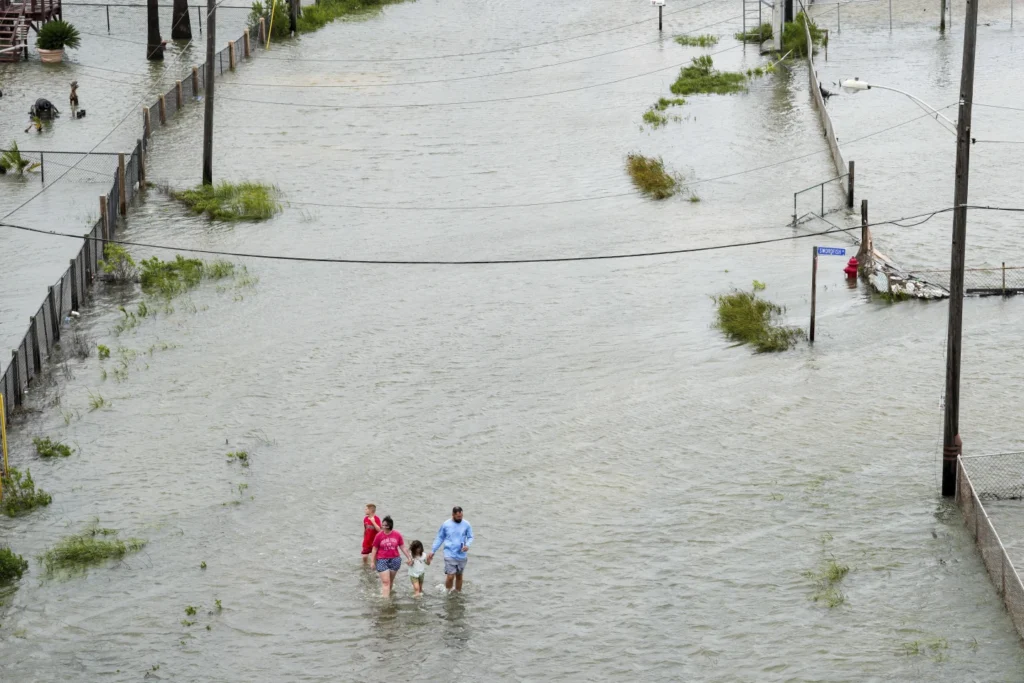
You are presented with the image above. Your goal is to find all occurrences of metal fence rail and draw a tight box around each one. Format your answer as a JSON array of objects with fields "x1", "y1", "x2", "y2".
[
  {"x1": 957, "y1": 455, "x2": 1024, "y2": 642},
  {"x1": 0, "y1": 21, "x2": 266, "y2": 447},
  {"x1": 908, "y1": 265, "x2": 1024, "y2": 296}
]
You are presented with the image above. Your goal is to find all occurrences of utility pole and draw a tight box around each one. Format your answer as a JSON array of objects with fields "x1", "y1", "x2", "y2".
[
  {"x1": 941, "y1": 0, "x2": 979, "y2": 497},
  {"x1": 203, "y1": 0, "x2": 216, "y2": 185},
  {"x1": 940, "y1": 0, "x2": 947, "y2": 32}
]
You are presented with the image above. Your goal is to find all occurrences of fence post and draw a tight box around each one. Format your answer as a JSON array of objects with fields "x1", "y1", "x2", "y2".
[
  {"x1": 176, "y1": 80, "x2": 184, "y2": 110},
  {"x1": 48, "y1": 286, "x2": 61, "y2": 343},
  {"x1": 69, "y1": 259, "x2": 79, "y2": 312},
  {"x1": 847, "y1": 160, "x2": 855, "y2": 208},
  {"x1": 159, "y1": 95, "x2": 167, "y2": 125},
  {"x1": 857, "y1": 199, "x2": 869, "y2": 265},
  {"x1": 243, "y1": 29, "x2": 251, "y2": 58},
  {"x1": 137, "y1": 138, "x2": 146, "y2": 187},
  {"x1": 259, "y1": 16, "x2": 266, "y2": 43},
  {"x1": 229, "y1": 40, "x2": 236, "y2": 69},
  {"x1": 1002, "y1": 262, "x2": 1006, "y2": 296},
  {"x1": 192, "y1": 66, "x2": 200, "y2": 95},
  {"x1": 84, "y1": 233, "x2": 93, "y2": 285},
  {"x1": 118, "y1": 153, "x2": 127, "y2": 215},
  {"x1": 99, "y1": 195, "x2": 109, "y2": 252},
  {"x1": 11, "y1": 351, "x2": 20, "y2": 407},
  {"x1": 143, "y1": 106, "x2": 151, "y2": 139},
  {"x1": 40, "y1": 151, "x2": 45, "y2": 184},
  {"x1": 30, "y1": 316, "x2": 41, "y2": 375}
]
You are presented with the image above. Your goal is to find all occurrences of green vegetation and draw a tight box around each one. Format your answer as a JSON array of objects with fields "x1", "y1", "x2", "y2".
[
  {"x1": 33, "y1": 437, "x2": 74, "y2": 458},
  {"x1": 248, "y1": 0, "x2": 290, "y2": 39},
  {"x1": 214, "y1": 599, "x2": 222, "y2": 611},
  {"x1": 88, "y1": 390, "x2": 107, "y2": 411},
  {"x1": 653, "y1": 97, "x2": 687, "y2": 111},
  {"x1": 200, "y1": 561, "x2": 207, "y2": 569},
  {"x1": 735, "y1": 23, "x2": 772, "y2": 42},
  {"x1": 40, "y1": 526, "x2": 146, "y2": 573},
  {"x1": 878, "y1": 288, "x2": 910, "y2": 303},
  {"x1": 1, "y1": 468, "x2": 52, "y2": 517},
  {"x1": 1, "y1": 142, "x2": 41, "y2": 175},
  {"x1": 226, "y1": 450, "x2": 250, "y2": 467},
  {"x1": 97, "y1": 344, "x2": 111, "y2": 359},
  {"x1": 297, "y1": 0, "x2": 412, "y2": 34},
  {"x1": 140, "y1": 255, "x2": 234, "y2": 299},
  {"x1": 99, "y1": 244, "x2": 138, "y2": 282},
  {"x1": 173, "y1": 182, "x2": 281, "y2": 221},
  {"x1": 902, "y1": 637, "x2": 949, "y2": 658},
  {"x1": 806, "y1": 558, "x2": 849, "y2": 607},
  {"x1": 36, "y1": 19, "x2": 81, "y2": 50},
  {"x1": 675, "y1": 34, "x2": 718, "y2": 47},
  {"x1": 0, "y1": 546, "x2": 30, "y2": 584},
  {"x1": 782, "y1": 12, "x2": 826, "y2": 58},
  {"x1": 713, "y1": 283, "x2": 803, "y2": 353},
  {"x1": 625, "y1": 153, "x2": 680, "y2": 200},
  {"x1": 670, "y1": 56, "x2": 748, "y2": 96},
  {"x1": 185, "y1": 605, "x2": 197, "y2": 616},
  {"x1": 642, "y1": 110, "x2": 668, "y2": 128}
]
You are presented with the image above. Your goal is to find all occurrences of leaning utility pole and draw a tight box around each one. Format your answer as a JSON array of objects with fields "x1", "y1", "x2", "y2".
[
  {"x1": 202, "y1": 0, "x2": 216, "y2": 185},
  {"x1": 941, "y1": 0, "x2": 979, "y2": 497}
]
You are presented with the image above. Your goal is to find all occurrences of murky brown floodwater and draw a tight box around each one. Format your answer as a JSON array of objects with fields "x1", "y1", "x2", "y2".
[{"x1": 3, "y1": 0, "x2": 1024, "y2": 680}]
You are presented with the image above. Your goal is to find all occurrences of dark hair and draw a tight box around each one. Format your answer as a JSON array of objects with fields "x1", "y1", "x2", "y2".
[
  {"x1": 452, "y1": 506, "x2": 463, "y2": 514},
  {"x1": 382, "y1": 516, "x2": 393, "y2": 531},
  {"x1": 410, "y1": 540, "x2": 424, "y2": 557}
]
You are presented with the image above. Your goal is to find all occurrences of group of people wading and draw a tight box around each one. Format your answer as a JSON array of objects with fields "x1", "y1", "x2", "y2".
[{"x1": 361, "y1": 504, "x2": 474, "y2": 597}]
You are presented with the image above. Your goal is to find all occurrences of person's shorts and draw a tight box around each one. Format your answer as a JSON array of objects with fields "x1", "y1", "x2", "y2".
[
  {"x1": 444, "y1": 557, "x2": 467, "y2": 575},
  {"x1": 409, "y1": 574, "x2": 424, "y2": 584},
  {"x1": 361, "y1": 546, "x2": 373, "y2": 556},
  {"x1": 376, "y1": 557, "x2": 402, "y2": 573}
]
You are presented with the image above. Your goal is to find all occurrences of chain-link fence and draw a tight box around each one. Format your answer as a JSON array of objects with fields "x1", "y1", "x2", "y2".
[
  {"x1": 1, "y1": 20, "x2": 266, "y2": 448},
  {"x1": 908, "y1": 266, "x2": 1024, "y2": 296}
]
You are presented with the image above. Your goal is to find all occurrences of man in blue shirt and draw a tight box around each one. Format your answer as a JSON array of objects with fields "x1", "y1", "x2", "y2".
[{"x1": 427, "y1": 506, "x2": 474, "y2": 592}]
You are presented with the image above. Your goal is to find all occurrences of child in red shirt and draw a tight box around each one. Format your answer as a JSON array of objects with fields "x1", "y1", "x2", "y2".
[{"x1": 362, "y1": 504, "x2": 381, "y2": 565}]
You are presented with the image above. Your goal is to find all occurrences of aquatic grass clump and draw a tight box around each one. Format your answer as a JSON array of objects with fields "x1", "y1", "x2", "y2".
[
  {"x1": 33, "y1": 437, "x2": 74, "y2": 458},
  {"x1": 735, "y1": 23, "x2": 773, "y2": 42},
  {"x1": 713, "y1": 283, "x2": 803, "y2": 352},
  {"x1": 670, "y1": 56, "x2": 748, "y2": 96},
  {"x1": 226, "y1": 450, "x2": 249, "y2": 467},
  {"x1": 99, "y1": 244, "x2": 138, "y2": 283},
  {"x1": 40, "y1": 526, "x2": 146, "y2": 573},
  {"x1": 295, "y1": 0, "x2": 412, "y2": 33},
  {"x1": 625, "y1": 153, "x2": 680, "y2": 200},
  {"x1": 654, "y1": 97, "x2": 686, "y2": 111},
  {"x1": 173, "y1": 182, "x2": 281, "y2": 221},
  {"x1": 1, "y1": 468, "x2": 52, "y2": 517},
  {"x1": 0, "y1": 546, "x2": 29, "y2": 584},
  {"x1": 675, "y1": 34, "x2": 718, "y2": 47},
  {"x1": 805, "y1": 558, "x2": 850, "y2": 608},
  {"x1": 642, "y1": 110, "x2": 668, "y2": 128},
  {"x1": 782, "y1": 12, "x2": 826, "y2": 57},
  {"x1": 140, "y1": 255, "x2": 206, "y2": 298}
]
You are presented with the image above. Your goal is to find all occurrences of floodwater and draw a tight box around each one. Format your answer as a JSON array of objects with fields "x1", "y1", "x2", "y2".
[{"x1": 3, "y1": 0, "x2": 1024, "y2": 680}]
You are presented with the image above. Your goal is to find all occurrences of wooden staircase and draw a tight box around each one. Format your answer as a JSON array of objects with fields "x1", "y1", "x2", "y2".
[{"x1": 0, "y1": 2, "x2": 29, "y2": 62}]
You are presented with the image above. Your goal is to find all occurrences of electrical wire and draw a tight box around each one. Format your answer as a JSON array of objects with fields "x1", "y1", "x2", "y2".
[
  {"x1": 219, "y1": 15, "x2": 742, "y2": 90},
  {"x1": 5, "y1": 206, "x2": 1011, "y2": 267},
  {"x1": 255, "y1": 0, "x2": 725, "y2": 63}
]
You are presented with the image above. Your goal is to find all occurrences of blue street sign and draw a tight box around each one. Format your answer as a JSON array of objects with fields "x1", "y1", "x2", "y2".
[{"x1": 816, "y1": 247, "x2": 846, "y2": 256}]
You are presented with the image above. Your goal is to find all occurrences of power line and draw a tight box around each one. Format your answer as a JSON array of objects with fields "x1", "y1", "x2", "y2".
[
  {"x1": 219, "y1": 43, "x2": 744, "y2": 110},
  {"x1": 974, "y1": 102, "x2": 1024, "y2": 113},
  {"x1": 254, "y1": 0, "x2": 724, "y2": 63},
  {"x1": 220, "y1": 15, "x2": 742, "y2": 90},
  {"x1": 5, "y1": 206, "x2": 1011, "y2": 267}
]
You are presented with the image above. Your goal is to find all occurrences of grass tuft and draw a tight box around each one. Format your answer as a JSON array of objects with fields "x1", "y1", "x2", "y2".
[
  {"x1": 782, "y1": 12, "x2": 826, "y2": 58},
  {"x1": 0, "y1": 546, "x2": 30, "y2": 584},
  {"x1": 173, "y1": 182, "x2": 281, "y2": 222},
  {"x1": 40, "y1": 526, "x2": 146, "y2": 573},
  {"x1": 642, "y1": 110, "x2": 668, "y2": 128},
  {"x1": 97, "y1": 344, "x2": 111, "y2": 359},
  {"x1": 226, "y1": 450, "x2": 250, "y2": 467},
  {"x1": 625, "y1": 153, "x2": 680, "y2": 200},
  {"x1": 670, "y1": 56, "x2": 748, "y2": 96},
  {"x1": 735, "y1": 23, "x2": 773, "y2": 42},
  {"x1": 33, "y1": 437, "x2": 74, "y2": 458},
  {"x1": 1, "y1": 468, "x2": 52, "y2": 517},
  {"x1": 713, "y1": 283, "x2": 803, "y2": 353},
  {"x1": 99, "y1": 244, "x2": 138, "y2": 283},
  {"x1": 675, "y1": 33, "x2": 718, "y2": 47}
]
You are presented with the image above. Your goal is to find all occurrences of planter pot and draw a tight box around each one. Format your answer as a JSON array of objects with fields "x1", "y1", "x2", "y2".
[{"x1": 38, "y1": 48, "x2": 64, "y2": 63}]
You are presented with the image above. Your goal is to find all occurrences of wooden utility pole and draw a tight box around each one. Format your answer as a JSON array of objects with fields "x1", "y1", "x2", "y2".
[
  {"x1": 940, "y1": 0, "x2": 947, "y2": 31},
  {"x1": 941, "y1": 0, "x2": 979, "y2": 497},
  {"x1": 290, "y1": 0, "x2": 298, "y2": 33},
  {"x1": 203, "y1": 0, "x2": 216, "y2": 186}
]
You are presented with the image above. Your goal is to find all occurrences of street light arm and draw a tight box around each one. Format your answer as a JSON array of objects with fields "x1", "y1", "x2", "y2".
[{"x1": 864, "y1": 83, "x2": 958, "y2": 136}]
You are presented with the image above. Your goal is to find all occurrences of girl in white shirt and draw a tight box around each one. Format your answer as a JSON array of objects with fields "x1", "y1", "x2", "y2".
[{"x1": 408, "y1": 540, "x2": 427, "y2": 596}]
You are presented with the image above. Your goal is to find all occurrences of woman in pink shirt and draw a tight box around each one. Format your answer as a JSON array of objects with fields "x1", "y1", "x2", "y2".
[{"x1": 370, "y1": 516, "x2": 412, "y2": 597}]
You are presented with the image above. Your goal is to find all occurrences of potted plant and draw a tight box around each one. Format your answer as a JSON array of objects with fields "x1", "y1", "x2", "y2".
[{"x1": 36, "y1": 20, "x2": 81, "y2": 63}]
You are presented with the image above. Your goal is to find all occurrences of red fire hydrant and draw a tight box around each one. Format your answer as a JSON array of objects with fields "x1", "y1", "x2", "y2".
[{"x1": 844, "y1": 256, "x2": 858, "y2": 279}]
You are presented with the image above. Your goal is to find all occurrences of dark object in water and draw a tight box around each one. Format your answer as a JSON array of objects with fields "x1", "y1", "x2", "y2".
[
  {"x1": 76, "y1": 110, "x2": 86, "y2": 119},
  {"x1": 819, "y1": 84, "x2": 834, "y2": 100},
  {"x1": 29, "y1": 98, "x2": 60, "y2": 119}
]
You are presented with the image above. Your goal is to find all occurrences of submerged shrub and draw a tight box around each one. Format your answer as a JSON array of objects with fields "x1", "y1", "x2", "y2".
[
  {"x1": 735, "y1": 23, "x2": 773, "y2": 42},
  {"x1": 33, "y1": 437, "x2": 74, "y2": 458},
  {"x1": 0, "y1": 546, "x2": 29, "y2": 584},
  {"x1": 642, "y1": 109, "x2": 668, "y2": 128},
  {"x1": 713, "y1": 283, "x2": 803, "y2": 353},
  {"x1": 40, "y1": 526, "x2": 146, "y2": 573},
  {"x1": 670, "y1": 56, "x2": 748, "y2": 96},
  {"x1": 99, "y1": 244, "x2": 138, "y2": 283},
  {"x1": 675, "y1": 34, "x2": 718, "y2": 47},
  {"x1": 140, "y1": 255, "x2": 206, "y2": 298},
  {"x1": 1, "y1": 468, "x2": 52, "y2": 517},
  {"x1": 625, "y1": 153, "x2": 679, "y2": 200},
  {"x1": 782, "y1": 12, "x2": 826, "y2": 58},
  {"x1": 173, "y1": 182, "x2": 281, "y2": 221}
]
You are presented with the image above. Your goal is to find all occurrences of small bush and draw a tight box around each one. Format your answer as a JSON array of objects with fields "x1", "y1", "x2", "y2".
[
  {"x1": 713, "y1": 283, "x2": 803, "y2": 353},
  {"x1": 670, "y1": 56, "x2": 748, "y2": 96},
  {"x1": 625, "y1": 153, "x2": 679, "y2": 200},
  {"x1": 36, "y1": 19, "x2": 81, "y2": 50},
  {"x1": 675, "y1": 34, "x2": 718, "y2": 47},
  {"x1": 140, "y1": 255, "x2": 206, "y2": 298},
  {"x1": 782, "y1": 12, "x2": 826, "y2": 58},
  {"x1": 1, "y1": 468, "x2": 53, "y2": 517},
  {"x1": 735, "y1": 23, "x2": 773, "y2": 42},
  {"x1": 248, "y1": 0, "x2": 290, "y2": 39},
  {"x1": 40, "y1": 526, "x2": 146, "y2": 573},
  {"x1": 33, "y1": 437, "x2": 74, "y2": 458},
  {"x1": 1, "y1": 142, "x2": 41, "y2": 175},
  {"x1": 99, "y1": 244, "x2": 138, "y2": 283},
  {"x1": 173, "y1": 182, "x2": 281, "y2": 221},
  {"x1": 226, "y1": 450, "x2": 249, "y2": 466},
  {"x1": 654, "y1": 97, "x2": 686, "y2": 111},
  {"x1": 642, "y1": 110, "x2": 668, "y2": 128},
  {"x1": 0, "y1": 546, "x2": 29, "y2": 584}
]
